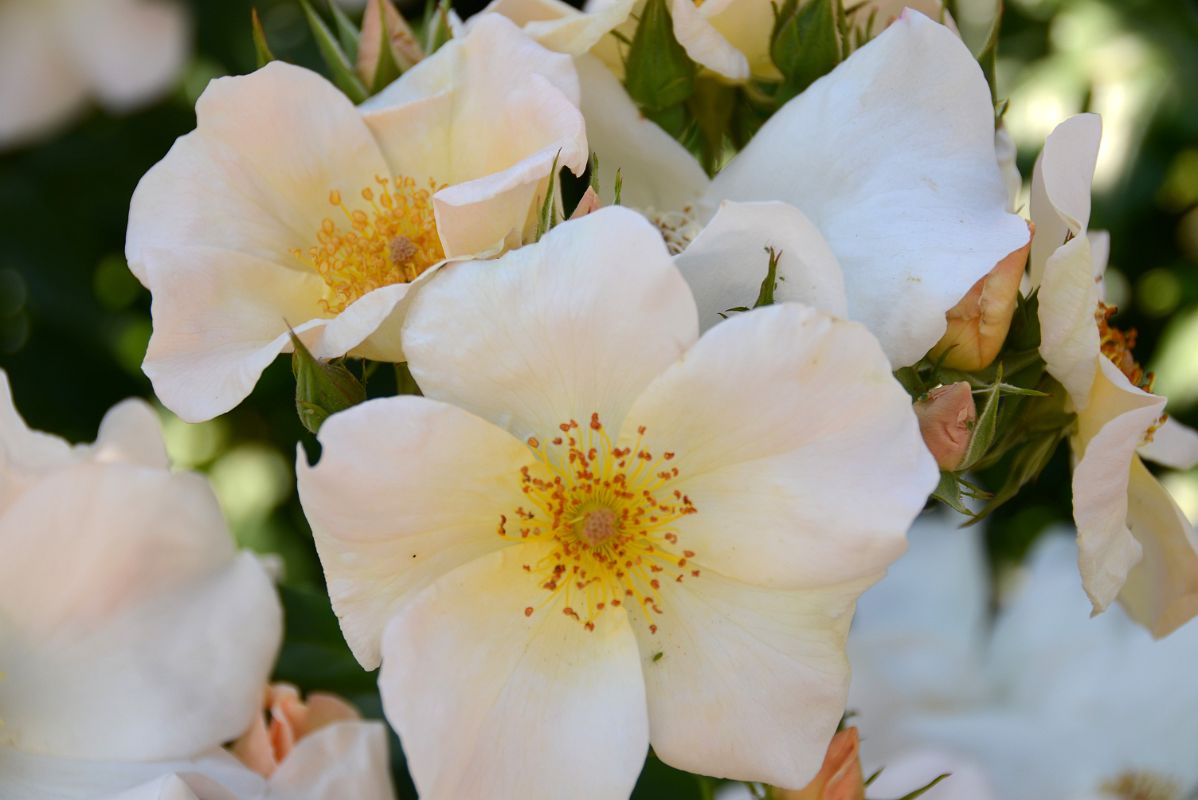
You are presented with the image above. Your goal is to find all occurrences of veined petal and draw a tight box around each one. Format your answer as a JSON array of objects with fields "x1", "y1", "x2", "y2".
[
  {"x1": 269, "y1": 722, "x2": 397, "y2": 800},
  {"x1": 1073, "y1": 358, "x2": 1167, "y2": 616},
  {"x1": 1028, "y1": 114, "x2": 1101, "y2": 287},
  {"x1": 127, "y1": 62, "x2": 390, "y2": 279},
  {"x1": 1117, "y1": 458, "x2": 1198, "y2": 638},
  {"x1": 61, "y1": 0, "x2": 188, "y2": 111},
  {"x1": 478, "y1": 0, "x2": 636, "y2": 55},
  {"x1": 402, "y1": 207, "x2": 699, "y2": 442},
  {"x1": 1038, "y1": 235, "x2": 1101, "y2": 408},
  {"x1": 297, "y1": 396, "x2": 535, "y2": 670},
  {"x1": 634, "y1": 568, "x2": 866, "y2": 788},
  {"x1": 139, "y1": 245, "x2": 327, "y2": 423},
  {"x1": 0, "y1": 463, "x2": 281, "y2": 761},
  {"x1": 1138, "y1": 417, "x2": 1198, "y2": 471},
  {"x1": 380, "y1": 547, "x2": 648, "y2": 800},
  {"x1": 707, "y1": 11, "x2": 1027, "y2": 366},
  {"x1": 576, "y1": 54, "x2": 709, "y2": 211},
  {"x1": 675, "y1": 201, "x2": 847, "y2": 330},
  {"x1": 624, "y1": 303, "x2": 936, "y2": 589}
]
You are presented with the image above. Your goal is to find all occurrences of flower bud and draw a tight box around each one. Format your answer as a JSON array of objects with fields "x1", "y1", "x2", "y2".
[
  {"x1": 915, "y1": 382, "x2": 977, "y2": 471},
  {"x1": 776, "y1": 727, "x2": 865, "y2": 800},
  {"x1": 929, "y1": 224, "x2": 1033, "y2": 371},
  {"x1": 231, "y1": 683, "x2": 360, "y2": 778},
  {"x1": 569, "y1": 186, "x2": 602, "y2": 220}
]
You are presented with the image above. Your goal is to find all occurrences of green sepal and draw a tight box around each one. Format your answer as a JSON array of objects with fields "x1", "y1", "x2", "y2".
[
  {"x1": 753, "y1": 247, "x2": 782, "y2": 308},
  {"x1": 365, "y1": 2, "x2": 404, "y2": 93},
  {"x1": 424, "y1": 0, "x2": 452, "y2": 55},
  {"x1": 771, "y1": 0, "x2": 841, "y2": 104},
  {"x1": 687, "y1": 77, "x2": 736, "y2": 174},
  {"x1": 895, "y1": 773, "x2": 951, "y2": 800},
  {"x1": 299, "y1": 0, "x2": 369, "y2": 103},
  {"x1": 535, "y1": 151, "x2": 563, "y2": 241},
  {"x1": 932, "y1": 470, "x2": 974, "y2": 516},
  {"x1": 251, "y1": 8, "x2": 276, "y2": 67},
  {"x1": 624, "y1": 0, "x2": 696, "y2": 114},
  {"x1": 394, "y1": 362, "x2": 422, "y2": 396},
  {"x1": 957, "y1": 364, "x2": 1003, "y2": 472},
  {"x1": 290, "y1": 330, "x2": 367, "y2": 434},
  {"x1": 327, "y1": 0, "x2": 361, "y2": 61}
]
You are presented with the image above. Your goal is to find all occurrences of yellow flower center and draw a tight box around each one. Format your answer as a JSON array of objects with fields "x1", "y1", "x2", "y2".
[
  {"x1": 499, "y1": 413, "x2": 699, "y2": 633},
  {"x1": 1096, "y1": 301, "x2": 1167, "y2": 440},
  {"x1": 291, "y1": 175, "x2": 445, "y2": 314}
]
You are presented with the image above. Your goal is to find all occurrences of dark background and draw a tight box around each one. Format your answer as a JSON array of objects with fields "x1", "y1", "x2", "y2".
[{"x1": 1, "y1": 0, "x2": 1195, "y2": 795}]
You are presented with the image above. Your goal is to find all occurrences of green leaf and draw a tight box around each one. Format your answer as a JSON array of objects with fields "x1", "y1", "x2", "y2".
[
  {"x1": 894, "y1": 773, "x2": 951, "y2": 800},
  {"x1": 327, "y1": 0, "x2": 361, "y2": 61},
  {"x1": 394, "y1": 361, "x2": 422, "y2": 396},
  {"x1": 624, "y1": 0, "x2": 696, "y2": 118},
  {"x1": 299, "y1": 0, "x2": 369, "y2": 103},
  {"x1": 290, "y1": 329, "x2": 367, "y2": 433},
  {"x1": 932, "y1": 470, "x2": 974, "y2": 516},
  {"x1": 250, "y1": 8, "x2": 276, "y2": 67},
  {"x1": 771, "y1": 0, "x2": 841, "y2": 104},
  {"x1": 968, "y1": 428, "x2": 1066, "y2": 523}
]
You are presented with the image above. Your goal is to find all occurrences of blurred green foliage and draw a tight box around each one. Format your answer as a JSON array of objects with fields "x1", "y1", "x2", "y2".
[{"x1": 1, "y1": 0, "x2": 1196, "y2": 795}]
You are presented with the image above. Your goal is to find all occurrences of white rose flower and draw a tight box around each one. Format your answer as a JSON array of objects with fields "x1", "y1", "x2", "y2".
[
  {"x1": 126, "y1": 15, "x2": 587, "y2": 423},
  {"x1": 0, "y1": 0, "x2": 188, "y2": 148},
  {"x1": 0, "y1": 371, "x2": 393, "y2": 800},
  {"x1": 848, "y1": 513, "x2": 1198, "y2": 799},
  {"x1": 1029, "y1": 114, "x2": 1198, "y2": 637},
  {"x1": 296, "y1": 207, "x2": 938, "y2": 797}
]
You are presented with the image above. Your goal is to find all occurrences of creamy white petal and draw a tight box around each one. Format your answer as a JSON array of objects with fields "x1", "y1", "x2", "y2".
[
  {"x1": 0, "y1": 370, "x2": 75, "y2": 510},
  {"x1": 380, "y1": 547, "x2": 648, "y2": 800},
  {"x1": 402, "y1": 207, "x2": 698, "y2": 441},
  {"x1": 62, "y1": 0, "x2": 189, "y2": 111},
  {"x1": 1028, "y1": 113, "x2": 1101, "y2": 286},
  {"x1": 1138, "y1": 416, "x2": 1198, "y2": 470},
  {"x1": 0, "y1": 1, "x2": 87, "y2": 148},
  {"x1": 1072, "y1": 358, "x2": 1167, "y2": 615},
  {"x1": 1117, "y1": 458, "x2": 1198, "y2": 638},
  {"x1": 635, "y1": 568, "x2": 866, "y2": 788},
  {"x1": 479, "y1": 0, "x2": 636, "y2": 54},
  {"x1": 0, "y1": 463, "x2": 281, "y2": 760},
  {"x1": 91, "y1": 399, "x2": 170, "y2": 468},
  {"x1": 269, "y1": 721, "x2": 397, "y2": 800},
  {"x1": 668, "y1": 0, "x2": 750, "y2": 81},
  {"x1": 675, "y1": 200, "x2": 847, "y2": 330},
  {"x1": 1037, "y1": 235, "x2": 1101, "y2": 408},
  {"x1": 575, "y1": 54, "x2": 709, "y2": 211},
  {"x1": 707, "y1": 12, "x2": 1027, "y2": 366},
  {"x1": 127, "y1": 62, "x2": 390, "y2": 279},
  {"x1": 624, "y1": 303, "x2": 936, "y2": 589},
  {"x1": 140, "y1": 245, "x2": 327, "y2": 423},
  {"x1": 297, "y1": 396, "x2": 534, "y2": 670}
]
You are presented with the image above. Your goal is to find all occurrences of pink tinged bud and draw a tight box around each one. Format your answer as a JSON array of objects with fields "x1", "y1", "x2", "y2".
[
  {"x1": 568, "y1": 186, "x2": 603, "y2": 220},
  {"x1": 230, "y1": 683, "x2": 361, "y2": 778},
  {"x1": 929, "y1": 223, "x2": 1034, "y2": 372},
  {"x1": 915, "y1": 381, "x2": 977, "y2": 471},
  {"x1": 776, "y1": 727, "x2": 866, "y2": 800}
]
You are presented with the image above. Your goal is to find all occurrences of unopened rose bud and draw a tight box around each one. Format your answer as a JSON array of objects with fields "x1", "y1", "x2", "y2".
[
  {"x1": 929, "y1": 224, "x2": 1033, "y2": 372},
  {"x1": 915, "y1": 382, "x2": 977, "y2": 471},
  {"x1": 231, "y1": 683, "x2": 360, "y2": 778},
  {"x1": 569, "y1": 186, "x2": 602, "y2": 220},
  {"x1": 776, "y1": 727, "x2": 865, "y2": 800}
]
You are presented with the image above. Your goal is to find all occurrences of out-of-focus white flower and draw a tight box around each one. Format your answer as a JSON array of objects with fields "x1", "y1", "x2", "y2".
[
  {"x1": 0, "y1": 372, "x2": 395, "y2": 799},
  {"x1": 0, "y1": 370, "x2": 279, "y2": 796},
  {"x1": 1029, "y1": 114, "x2": 1198, "y2": 637},
  {"x1": 0, "y1": 0, "x2": 188, "y2": 149},
  {"x1": 297, "y1": 207, "x2": 937, "y2": 797},
  {"x1": 126, "y1": 15, "x2": 586, "y2": 423},
  {"x1": 849, "y1": 513, "x2": 1198, "y2": 799}
]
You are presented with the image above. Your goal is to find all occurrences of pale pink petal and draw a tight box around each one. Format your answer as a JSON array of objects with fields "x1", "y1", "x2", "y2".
[{"x1": 1028, "y1": 113, "x2": 1101, "y2": 286}]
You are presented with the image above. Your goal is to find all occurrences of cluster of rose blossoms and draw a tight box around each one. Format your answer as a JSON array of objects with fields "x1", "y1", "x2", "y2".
[{"x1": 4, "y1": 0, "x2": 1198, "y2": 798}]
